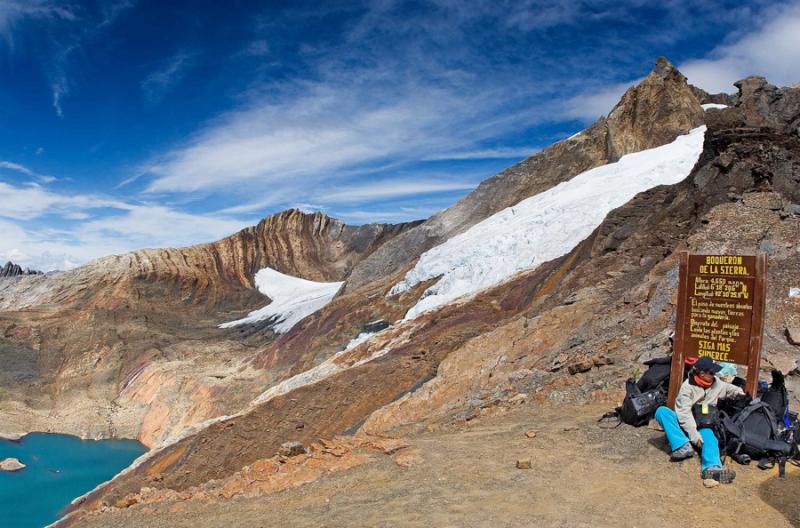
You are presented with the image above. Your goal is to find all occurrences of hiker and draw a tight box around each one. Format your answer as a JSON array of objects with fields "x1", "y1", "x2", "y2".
[{"x1": 654, "y1": 356, "x2": 744, "y2": 483}]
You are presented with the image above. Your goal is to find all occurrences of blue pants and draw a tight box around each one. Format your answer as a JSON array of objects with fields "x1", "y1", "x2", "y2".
[{"x1": 654, "y1": 406, "x2": 721, "y2": 471}]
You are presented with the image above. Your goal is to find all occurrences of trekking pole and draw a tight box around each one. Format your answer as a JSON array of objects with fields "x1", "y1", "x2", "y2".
[{"x1": 779, "y1": 457, "x2": 787, "y2": 478}]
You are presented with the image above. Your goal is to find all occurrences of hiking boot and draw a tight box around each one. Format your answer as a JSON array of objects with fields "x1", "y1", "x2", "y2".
[
  {"x1": 670, "y1": 443, "x2": 694, "y2": 461},
  {"x1": 701, "y1": 466, "x2": 736, "y2": 484}
]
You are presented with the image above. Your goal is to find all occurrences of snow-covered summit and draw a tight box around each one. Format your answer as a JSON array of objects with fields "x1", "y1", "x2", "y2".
[
  {"x1": 390, "y1": 126, "x2": 707, "y2": 319},
  {"x1": 219, "y1": 267, "x2": 343, "y2": 333}
]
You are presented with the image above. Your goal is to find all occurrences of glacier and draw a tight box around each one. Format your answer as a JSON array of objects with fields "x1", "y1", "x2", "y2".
[
  {"x1": 219, "y1": 267, "x2": 343, "y2": 333},
  {"x1": 390, "y1": 126, "x2": 707, "y2": 319}
]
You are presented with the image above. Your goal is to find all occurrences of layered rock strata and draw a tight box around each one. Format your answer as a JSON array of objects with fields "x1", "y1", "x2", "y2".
[{"x1": 0, "y1": 211, "x2": 418, "y2": 446}]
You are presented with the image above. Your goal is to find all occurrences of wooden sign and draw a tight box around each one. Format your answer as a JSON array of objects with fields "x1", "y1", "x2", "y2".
[{"x1": 667, "y1": 252, "x2": 767, "y2": 407}]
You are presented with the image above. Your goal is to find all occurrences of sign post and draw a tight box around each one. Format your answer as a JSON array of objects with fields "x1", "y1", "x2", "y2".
[{"x1": 667, "y1": 252, "x2": 767, "y2": 408}]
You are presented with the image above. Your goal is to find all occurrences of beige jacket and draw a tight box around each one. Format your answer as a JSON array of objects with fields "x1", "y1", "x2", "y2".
[{"x1": 675, "y1": 378, "x2": 744, "y2": 443}]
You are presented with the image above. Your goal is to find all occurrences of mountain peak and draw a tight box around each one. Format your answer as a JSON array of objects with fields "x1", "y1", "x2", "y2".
[
  {"x1": 605, "y1": 57, "x2": 703, "y2": 161},
  {"x1": 654, "y1": 56, "x2": 676, "y2": 78},
  {"x1": 0, "y1": 261, "x2": 41, "y2": 278}
]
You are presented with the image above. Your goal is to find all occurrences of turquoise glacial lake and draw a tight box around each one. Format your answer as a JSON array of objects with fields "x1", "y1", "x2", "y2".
[{"x1": 0, "y1": 433, "x2": 146, "y2": 528}]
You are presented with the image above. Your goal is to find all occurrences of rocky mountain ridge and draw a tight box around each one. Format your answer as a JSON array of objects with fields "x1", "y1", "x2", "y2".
[
  {"x1": 0, "y1": 261, "x2": 41, "y2": 278},
  {"x1": 0, "y1": 209, "x2": 418, "y2": 446}
]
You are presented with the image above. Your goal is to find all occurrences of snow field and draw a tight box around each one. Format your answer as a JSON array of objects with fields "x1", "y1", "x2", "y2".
[
  {"x1": 390, "y1": 126, "x2": 707, "y2": 319},
  {"x1": 219, "y1": 267, "x2": 343, "y2": 332},
  {"x1": 701, "y1": 103, "x2": 728, "y2": 110}
]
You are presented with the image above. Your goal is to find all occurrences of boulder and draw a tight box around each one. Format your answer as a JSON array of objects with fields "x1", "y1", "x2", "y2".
[
  {"x1": 278, "y1": 441, "x2": 305, "y2": 458},
  {"x1": 786, "y1": 327, "x2": 800, "y2": 347},
  {"x1": 0, "y1": 457, "x2": 26, "y2": 472},
  {"x1": 516, "y1": 458, "x2": 532, "y2": 470}
]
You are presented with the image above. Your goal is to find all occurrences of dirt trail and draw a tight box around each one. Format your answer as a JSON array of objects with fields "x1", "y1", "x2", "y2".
[{"x1": 73, "y1": 402, "x2": 800, "y2": 528}]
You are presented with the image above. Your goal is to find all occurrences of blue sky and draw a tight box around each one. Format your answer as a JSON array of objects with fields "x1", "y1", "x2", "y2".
[{"x1": 1, "y1": 0, "x2": 799, "y2": 271}]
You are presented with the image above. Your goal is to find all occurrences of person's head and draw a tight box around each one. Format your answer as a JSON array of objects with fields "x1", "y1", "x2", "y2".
[{"x1": 693, "y1": 356, "x2": 722, "y2": 384}]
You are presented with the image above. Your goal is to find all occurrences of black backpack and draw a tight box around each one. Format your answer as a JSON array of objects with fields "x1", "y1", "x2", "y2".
[
  {"x1": 636, "y1": 356, "x2": 672, "y2": 392},
  {"x1": 618, "y1": 356, "x2": 671, "y2": 426},
  {"x1": 722, "y1": 401, "x2": 793, "y2": 460},
  {"x1": 762, "y1": 370, "x2": 789, "y2": 420}
]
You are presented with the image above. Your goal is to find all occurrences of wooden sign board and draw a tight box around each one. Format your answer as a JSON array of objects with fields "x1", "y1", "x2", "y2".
[{"x1": 667, "y1": 252, "x2": 767, "y2": 407}]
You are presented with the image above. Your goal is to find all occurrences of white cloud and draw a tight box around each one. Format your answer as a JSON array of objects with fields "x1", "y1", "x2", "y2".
[
  {"x1": 0, "y1": 160, "x2": 55, "y2": 182},
  {"x1": 0, "y1": 1, "x2": 76, "y2": 46},
  {"x1": 143, "y1": 74, "x2": 552, "y2": 198},
  {"x1": 74, "y1": 204, "x2": 251, "y2": 251},
  {"x1": 0, "y1": 180, "x2": 122, "y2": 220},
  {"x1": 680, "y1": 3, "x2": 800, "y2": 93},
  {"x1": 141, "y1": 51, "x2": 195, "y2": 103},
  {"x1": 319, "y1": 179, "x2": 476, "y2": 203},
  {"x1": 562, "y1": 80, "x2": 637, "y2": 121},
  {"x1": 560, "y1": 2, "x2": 800, "y2": 121},
  {"x1": 423, "y1": 147, "x2": 537, "y2": 161},
  {"x1": 0, "y1": 160, "x2": 37, "y2": 177},
  {"x1": 0, "y1": 180, "x2": 253, "y2": 271}
]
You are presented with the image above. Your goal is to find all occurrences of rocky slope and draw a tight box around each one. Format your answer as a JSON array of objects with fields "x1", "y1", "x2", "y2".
[{"x1": 54, "y1": 69, "x2": 800, "y2": 527}]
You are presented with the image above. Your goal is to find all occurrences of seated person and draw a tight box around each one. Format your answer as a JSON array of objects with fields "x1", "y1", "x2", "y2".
[{"x1": 654, "y1": 356, "x2": 744, "y2": 483}]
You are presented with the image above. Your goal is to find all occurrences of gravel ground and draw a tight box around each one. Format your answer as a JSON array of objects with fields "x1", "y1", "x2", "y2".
[{"x1": 72, "y1": 402, "x2": 800, "y2": 528}]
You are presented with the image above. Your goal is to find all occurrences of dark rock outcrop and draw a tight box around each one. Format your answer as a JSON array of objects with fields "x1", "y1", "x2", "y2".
[{"x1": 0, "y1": 262, "x2": 40, "y2": 278}]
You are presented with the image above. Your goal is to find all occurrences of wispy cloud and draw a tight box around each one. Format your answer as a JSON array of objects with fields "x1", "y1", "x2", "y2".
[
  {"x1": 0, "y1": 179, "x2": 123, "y2": 220},
  {"x1": 141, "y1": 51, "x2": 196, "y2": 103},
  {"x1": 423, "y1": 147, "x2": 537, "y2": 161},
  {"x1": 680, "y1": 2, "x2": 800, "y2": 93},
  {"x1": 0, "y1": 1, "x2": 76, "y2": 46},
  {"x1": 0, "y1": 160, "x2": 56, "y2": 183},
  {"x1": 238, "y1": 39, "x2": 269, "y2": 57},
  {"x1": 564, "y1": 1, "x2": 800, "y2": 121},
  {"x1": 319, "y1": 179, "x2": 476, "y2": 203},
  {"x1": 0, "y1": 0, "x2": 135, "y2": 116},
  {"x1": 562, "y1": 79, "x2": 638, "y2": 121}
]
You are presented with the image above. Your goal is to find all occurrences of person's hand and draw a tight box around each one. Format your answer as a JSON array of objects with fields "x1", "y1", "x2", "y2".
[{"x1": 693, "y1": 437, "x2": 703, "y2": 448}]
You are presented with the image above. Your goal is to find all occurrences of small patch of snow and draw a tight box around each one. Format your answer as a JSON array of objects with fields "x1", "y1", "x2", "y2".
[
  {"x1": 345, "y1": 332, "x2": 375, "y2": 351},
  {"x1": 390, "y1": 126, "x2": 707, "y2": 319},
  {"x1": 790, "y1": 287, "x2": 800, "y2": 298},
  {"x1": 701, "y1": 103, "x2": 728, "y2": 111},
  {"x1": 219, "y1": 267, "x2": 343, "y2": 332}
]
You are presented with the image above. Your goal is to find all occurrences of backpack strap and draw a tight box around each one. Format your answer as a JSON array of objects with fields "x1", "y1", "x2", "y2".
[{"x1": 598, "y1": 409, "x2": 623, "y2": 429}]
